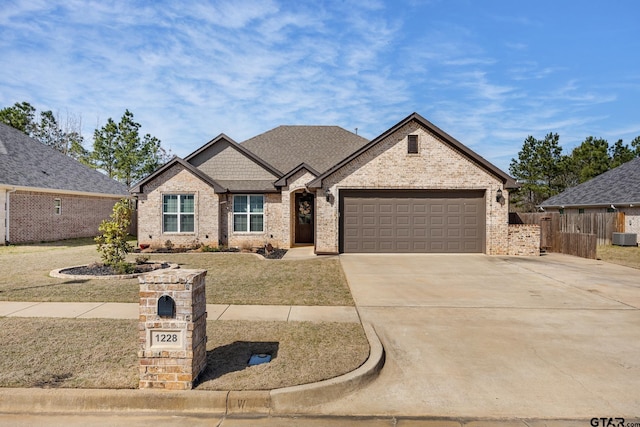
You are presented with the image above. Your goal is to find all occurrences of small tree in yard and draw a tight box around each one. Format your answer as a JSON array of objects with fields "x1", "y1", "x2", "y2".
[{"x1": 95, "y1": 199, "x2": 134, "y2": 273}]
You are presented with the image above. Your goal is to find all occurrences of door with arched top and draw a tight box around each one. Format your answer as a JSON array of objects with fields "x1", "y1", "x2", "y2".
[{"x1": 295, "y1": 192, "x2": 314, "y2": 244}]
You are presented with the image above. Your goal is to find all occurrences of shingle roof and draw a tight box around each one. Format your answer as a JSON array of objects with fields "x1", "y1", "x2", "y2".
[
  {"x1": 241, "y1": 125, "x2": 369, "y2": 174},
  {"x1": 0, "y1": 122, "x2": 128, "y2": 196},
  {"x1": 540, "y1": 156, "x2": 640, "y2": 207}
]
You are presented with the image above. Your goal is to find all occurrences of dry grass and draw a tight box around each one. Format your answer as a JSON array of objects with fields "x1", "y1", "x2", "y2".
[
  {"x1": 0, "y1": 318, "x2": 138, "y2": 389},
  {"x1": 146, "y1": 253, "x2": 353, "y2": 306},
  {"x1": 0, "y1": 240, "x2": 367, "y2": 391},
  {"x1": 0, "y1": 240, "x2": 353, "y2": 306},
  {"x1": 0, "y1": 318, "x2": 369, "y2": 390},
  {"x1": 597, "y1": 244, "x2": 640, "y2": 269},
  {"x1": 196, "y1": 321, "x2": 369, "y2": 390},
  {"x1": 0, "y1": 239, "x2": 138, "y2": 302}
]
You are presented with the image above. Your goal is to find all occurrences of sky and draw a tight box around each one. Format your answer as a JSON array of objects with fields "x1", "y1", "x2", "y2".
[{"x1": 1, "y1": 0, "x2": 639, "y2": 171}]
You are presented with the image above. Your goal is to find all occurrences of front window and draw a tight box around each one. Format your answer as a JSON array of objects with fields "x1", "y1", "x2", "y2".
[
  {"x1": 163, "y1": 194, "x2": 194, "y2": 233},
  {"x1": 233, "y1": 195, "x2": 264, "y2": 232}
]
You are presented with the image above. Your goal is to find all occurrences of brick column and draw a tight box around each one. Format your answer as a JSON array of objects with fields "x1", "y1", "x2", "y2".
[{"x1": 138, "y1": 269, "x2": 207, "y2": 390}]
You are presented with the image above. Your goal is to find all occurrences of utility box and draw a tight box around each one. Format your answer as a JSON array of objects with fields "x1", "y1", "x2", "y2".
[
  {"x1": 612, "y1": 232, "x2": 638, "y2": 247},
  {"x1": 138, "y1": 269, "x2": 207, "y2": 390}
]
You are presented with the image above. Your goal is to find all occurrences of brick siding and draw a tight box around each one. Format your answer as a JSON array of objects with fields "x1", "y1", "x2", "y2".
[
  {"x1": 314, "y1": 121, "x2": 510, "y2": 254},
  {"x1": 138, "y1": 269, "x2": 207, "y2": 390},
  {"x1": 223, "y1": 192, "x2": 286, "y2": 249},
  {"x1": 507, "y1": 224, "x2": 541, "y2": 256},
  {"x1": 6, "y1": 190, "x2": 121, "y2": 244},
  {"x1": 137, "y1": 163, "x2": 219, "y2": 249}
]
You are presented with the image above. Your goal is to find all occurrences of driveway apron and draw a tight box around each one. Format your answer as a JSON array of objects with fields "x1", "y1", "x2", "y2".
[{"x1": 306, "y1": 253, "x2": 640, "y2": 419}]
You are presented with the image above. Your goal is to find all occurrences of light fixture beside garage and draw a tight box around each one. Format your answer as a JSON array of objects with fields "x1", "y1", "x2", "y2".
[
  {"x1": 496, "y1": 189, "x2": 505, "y2": 205},
  {"x1": 325, "y1": 188, "x2": 332, "y2": 202}
]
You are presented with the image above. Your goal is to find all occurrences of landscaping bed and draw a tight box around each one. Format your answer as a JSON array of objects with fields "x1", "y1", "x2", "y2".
[{"x1": 60, "y1": 261, "x2": 171, "y2": 276}]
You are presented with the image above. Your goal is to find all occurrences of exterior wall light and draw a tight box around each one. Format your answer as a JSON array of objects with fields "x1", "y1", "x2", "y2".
[
  {"x1": 496, "y1": 189, "x2": 503, "y2": 203},
  {"x1": 325, "y1": 188, "x2": 332, "y2": 202}
]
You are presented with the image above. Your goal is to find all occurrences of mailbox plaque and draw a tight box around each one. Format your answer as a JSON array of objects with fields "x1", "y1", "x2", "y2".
[{"x1": 150, "y1": 330, "x2": 184, "y2": 349}]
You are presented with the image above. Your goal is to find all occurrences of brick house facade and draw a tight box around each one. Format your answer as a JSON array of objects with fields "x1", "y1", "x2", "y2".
[
  {"x1": 133, "y1": 113, "x2": 533, "y2": 255},
  {"x1": 1, "y1": 123, "x2": 129, "y2": 245}
]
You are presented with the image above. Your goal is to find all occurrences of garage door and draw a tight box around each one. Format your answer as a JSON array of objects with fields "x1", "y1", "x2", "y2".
[{"x1": 340, "y1": 190, "x2": 485, "y2": 253}]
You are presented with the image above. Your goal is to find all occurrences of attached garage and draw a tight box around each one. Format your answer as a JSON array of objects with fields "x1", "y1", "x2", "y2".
[{"x1": 339, "y1": 190, "x2": 485, "y2": 253}]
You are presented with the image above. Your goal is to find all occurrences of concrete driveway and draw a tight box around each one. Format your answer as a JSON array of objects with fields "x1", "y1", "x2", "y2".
[{"x1": 306, "y1": 253, "x2": 640, "y2": 419}]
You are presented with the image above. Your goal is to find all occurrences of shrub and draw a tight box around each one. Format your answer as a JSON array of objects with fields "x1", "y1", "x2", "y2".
[{"x1": 95, "y1": 199, "x2": 134, "y2": 274}]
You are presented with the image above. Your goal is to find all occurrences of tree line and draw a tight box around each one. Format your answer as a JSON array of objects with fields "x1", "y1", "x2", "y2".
[
  {"x1": 509, "y1": 132, "x2": 640, "y2": 212},
  {"x1": 0, "y1": 101, "x2": 171, "y2": 187}
]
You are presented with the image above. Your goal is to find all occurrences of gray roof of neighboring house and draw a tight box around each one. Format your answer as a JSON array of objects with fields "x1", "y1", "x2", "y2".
[
  {"x1": 241, "y1": 125, "x2": 369, "y2": 174},
  {"x1": 0, "y1": 122, "x2": 129, "y2": 196},
  {"x1": 540, "y1": 156, "x2": 640, "y2": 207}
]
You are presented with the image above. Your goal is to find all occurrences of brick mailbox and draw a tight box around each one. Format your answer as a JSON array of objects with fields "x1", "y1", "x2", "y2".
[{"x1": 138, "y1": 269, "x2": 207, "y2": 390}]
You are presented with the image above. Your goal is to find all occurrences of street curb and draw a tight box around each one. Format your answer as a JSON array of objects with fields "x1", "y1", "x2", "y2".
[
  {"x1": 0, "y1": 388, "x2": 228, "y2": 414},
  {"x1": 269, "y1": 322, "x2": 385, "y2": 413},
  {"x1": 0, "y1": 323, "x2": 384, "y2": 416}
]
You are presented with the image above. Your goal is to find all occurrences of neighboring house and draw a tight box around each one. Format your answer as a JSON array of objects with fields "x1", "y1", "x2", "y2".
[
  {"x1": 0, "y1": 123, "x2": 129, "y2": 245},
  {"x1": 539, "y1": 156, "x2": 640, "y2": 244},
  {"x1": 132, "y1": 113, "x2": 521, "y2": 254}
]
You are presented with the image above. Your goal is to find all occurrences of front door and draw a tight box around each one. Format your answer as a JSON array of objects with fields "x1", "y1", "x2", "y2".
[{"x1": 295, "y1": 192, "x2": 314, "y2": 244}]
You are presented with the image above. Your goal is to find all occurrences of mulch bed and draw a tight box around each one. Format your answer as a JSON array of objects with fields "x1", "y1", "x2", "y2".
[
  {"x1": 256, "y1": 248, "x2": 288, "y2": 260},
  {"x1": 61, "y1": 262, "x2": 170, "y2": 276}
]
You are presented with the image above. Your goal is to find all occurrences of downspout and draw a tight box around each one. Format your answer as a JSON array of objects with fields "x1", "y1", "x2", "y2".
[{"x1": 5, "y1": 188, "x2": 16, "y2": 245}]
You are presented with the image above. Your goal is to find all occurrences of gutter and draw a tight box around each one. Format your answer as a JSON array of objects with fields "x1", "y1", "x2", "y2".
[
  {"x1": 538, "y1": 202, "x2": 640, "y2": 210},
  {"x1": 0, "y1": 184, "x2": 126, "y2": 199}
]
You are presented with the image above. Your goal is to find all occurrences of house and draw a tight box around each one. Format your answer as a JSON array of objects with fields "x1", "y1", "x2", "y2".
[
  {"x1": 539, "y1": 156, "x2": 640, "y2": 244},
  {"x1": 132, "y1": 112, "x2": 527, "y2": 255},
  {"x1": 0, "y1": 122, "x2": 129, "y2": 245}
]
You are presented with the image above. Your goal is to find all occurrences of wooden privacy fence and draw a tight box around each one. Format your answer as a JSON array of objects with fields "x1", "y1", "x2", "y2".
[{"x1": 509, "y1": 212, "x2": 625, "y2": 259}]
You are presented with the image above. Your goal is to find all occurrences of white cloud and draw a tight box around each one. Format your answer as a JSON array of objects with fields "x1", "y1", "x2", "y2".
[{"x1": 1, "y1": 0, "x2": 638, "y2": 172}]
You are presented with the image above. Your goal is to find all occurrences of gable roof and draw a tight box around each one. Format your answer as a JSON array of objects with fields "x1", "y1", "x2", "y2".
[
  {"x1": 274, "y1": 163, "x2": 320, "y2": 187},
  {"x1": 130, "y1": 156, "x2": 226, "y2": 194},
  {"x1": 241, "y1": 125, "x2": 369, "y2": 175},
  {"x1": 0, "y1": 122, "x2": 128, "y2": 196},
  {"x1": 308, "y1": 112, "x2": 518, "y2": 189},
  {"x1": 186, "y1": 133, "x2": 282, "y2": 177},
  {"x1": 540, "y1": 156, "x2": 640, "y2": 208}
]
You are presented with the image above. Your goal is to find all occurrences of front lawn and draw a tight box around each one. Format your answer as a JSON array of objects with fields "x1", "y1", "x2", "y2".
[
  {"x1": 0, "y1": 240, "x2": 353, "y2": 306},
  {"x1": 0, "y1": 318, "x2": 369, "y2": 390}
]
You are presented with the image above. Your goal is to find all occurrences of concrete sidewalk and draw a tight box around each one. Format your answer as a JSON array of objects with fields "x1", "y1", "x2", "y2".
[{"x1": 0, "y1": 301, "x2": 360, "y2": 323}]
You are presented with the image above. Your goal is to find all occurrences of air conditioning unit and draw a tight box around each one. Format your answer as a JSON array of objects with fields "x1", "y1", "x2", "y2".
[{"x1": 612, "y1": 232, "x2": 638, "y2": 246}]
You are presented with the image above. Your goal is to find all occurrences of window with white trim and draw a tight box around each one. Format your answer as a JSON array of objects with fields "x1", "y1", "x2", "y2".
[
  {"x1": 233, "y1": 195, "x2": 264, "y2": 232},
  {"x1": 54, "y1": 198, "x2": 61, "y2": 215},
  {"x1": 163, "y1": 194, "x2": 194, "y2": 233}
]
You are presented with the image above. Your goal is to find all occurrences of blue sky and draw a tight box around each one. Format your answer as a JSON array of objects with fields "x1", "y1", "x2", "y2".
[{"x1": 1, "y1": 0, "x2": 639, "y2": 171}]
